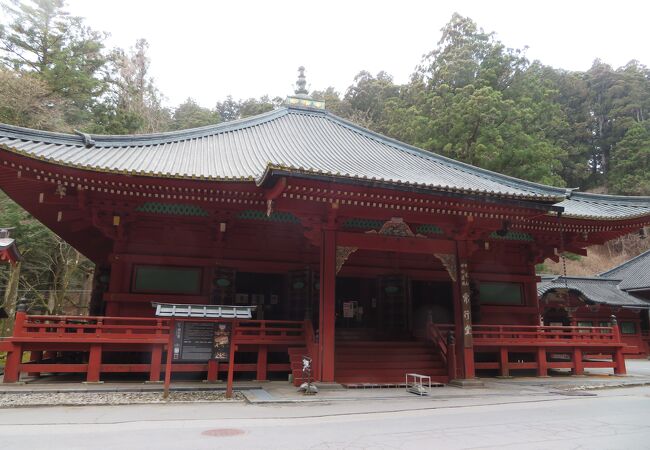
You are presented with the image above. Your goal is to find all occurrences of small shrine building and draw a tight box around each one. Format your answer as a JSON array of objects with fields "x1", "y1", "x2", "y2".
[{"x1": 539, "y1": 250, "x2": 650, "y2": 359}]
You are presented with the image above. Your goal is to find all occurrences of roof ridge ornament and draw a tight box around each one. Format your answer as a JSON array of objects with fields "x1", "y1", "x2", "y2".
[
  {"x1": 285, "y1": 66, "x2": 325, "y2": 110},
  {"x1": 295, "y1": 66, "x2": 309, "y2": 96},
  {"x1": 74, "y1": 130, "x2": 96, "y2": 148},
  {"x1": 0, "y1": 227, "x2": 14, "y2": 238}
]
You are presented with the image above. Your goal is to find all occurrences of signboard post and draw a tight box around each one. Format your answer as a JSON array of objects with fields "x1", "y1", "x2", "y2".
[
  {"x1": 226, "y1": 320, "x2": 238, "y2": 399},
  {"x1": 164, "y1": 319, "x2": 234, "y2": 398},
  {"x1": 163, "y1": 318, "x2": 175, "y2": 398}
]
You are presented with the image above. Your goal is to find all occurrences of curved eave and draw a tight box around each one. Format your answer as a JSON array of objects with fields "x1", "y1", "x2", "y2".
[
  {"x1": 557, "y1": 192, "x2": 650, "y2": 221},
  {"x1": 4, "y1": 144, "x2": 650, "y2": 222},
  {"x1": 0, "y1": 140, "x2": 564, "y2": 205},
  {"x1": 0, "y1": 108, "x2": 287, "y2": 147},
  {"x1": 0, "y1": 142, "x2": 257, "y2": 183},
  {"x1": 258, "y1": 164, "x2": 564, "y2": 204}
]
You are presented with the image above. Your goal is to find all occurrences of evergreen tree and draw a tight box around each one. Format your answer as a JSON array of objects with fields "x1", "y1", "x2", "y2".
[
  {"x1": 0, "y1": 0, "x2": 109, "y2": 127},
  {"x1": 609, "y1": 123, "x2": 650, "y2": 195},
  {"x1": 170, "y1": 98, "x2": 220, "y2": 130}
]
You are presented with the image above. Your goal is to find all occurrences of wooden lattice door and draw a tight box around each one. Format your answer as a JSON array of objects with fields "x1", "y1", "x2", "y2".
[
  {"x1": 287, "y1": 268, "x2": 318, "y2": 321},
  {"x1": 377, "y1": 275, "x2": 410, "y2": 336}
]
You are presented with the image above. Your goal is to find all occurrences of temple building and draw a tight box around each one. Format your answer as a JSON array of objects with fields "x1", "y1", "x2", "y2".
[
  {"x1": 539, "y1": 250, "x2": 650, "y2": 359},
  {"x1": 0, "y1": 70, "x2": 649, "y2": 386}
]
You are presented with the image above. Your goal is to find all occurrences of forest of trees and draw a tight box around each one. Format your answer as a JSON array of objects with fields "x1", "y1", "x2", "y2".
[{"x1": 0, "y1": 1, "x2": 649, "y2": 318}]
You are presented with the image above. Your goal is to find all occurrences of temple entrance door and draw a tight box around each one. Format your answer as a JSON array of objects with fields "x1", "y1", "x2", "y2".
[
  {"x1": 287, "y1": 269, "x2": 318, "y2": 321},
  {"x1": 377, "y1": 275, "x2": 410, "y2": 338},
  {"x1": 411, "y1": 280, "x2": 454, "y2": 339},
  {"x1": 335, "y1": 277, "x2": 377, "y2": 340}
]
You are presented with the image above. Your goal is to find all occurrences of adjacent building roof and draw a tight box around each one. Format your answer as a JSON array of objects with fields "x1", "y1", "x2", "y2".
[
  {"x1": 599, "y1": 249, "x2": 650, "y2": 291},
  {"x1": 1, "y1": 105, "x2": 649, "y2": 220},
  {"x1": 538, "y1": 276, "x2": 650, "y2": 308}
]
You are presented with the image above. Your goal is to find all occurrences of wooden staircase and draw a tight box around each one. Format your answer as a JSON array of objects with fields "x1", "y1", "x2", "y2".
[
  {"x1": 335, "y1": 340, "x2": 449, "y2": 385},
  {"x1": 288, "y1": 326, "x2": 450, "y2": 386}
]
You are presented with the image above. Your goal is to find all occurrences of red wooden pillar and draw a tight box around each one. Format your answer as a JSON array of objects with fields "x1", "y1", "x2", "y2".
[
  {"x1": 537, "y1": 347, "x2": 548, "y2": 377},
  {"x1": 163, "y1": 318, "x2": 175, "y2": 398},
  {"x1": 572, "y1": 348, "x2": 584, "y2": 375},
  {"x1": 87, "y1": 344, "x2": 102, "y2": 383},
  {"x1": 106, "y1": 254, "x2": 125, "y2": 316},
  {"x1": 452, "y1": 241, "x2": 475, "y2": 379},
  {"x1": 256, "y1": 345, "x2": 268, "y2": 381},
  {"x1": 4, "y1": 311, "x2": 26, "y2": 383},
  {"x1": 319, "y1": 227, "x2": 337, "y2": 382},
  {"x1": 499, "y1": 347, "x2": 510, "y2": 377},
  {"x1": 3, "y1": 343, "x2": 22, "y2": 383},
  {"x1": 27, "y1": 351, "x2": 43, "y2": 377},
  {"x1": 149, "y1": 345, "x2": 163, "y2": 382},
  {"x1": 614, "y1": 348, "x2": 627, "y2": 375},
  {"x1": 206, "y1": 360, "x2": 219, "y2": 382},
  {"x1": 226, "y1": 324, "x2": 238, "y2": 399},
  {"x1": 611, "y1": 317, "x2": 627, "y2": 375}
]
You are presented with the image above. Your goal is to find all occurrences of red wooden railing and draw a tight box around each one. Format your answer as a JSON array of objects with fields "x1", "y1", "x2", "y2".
[
  {"x1": 2, "y1": 312, "x2": 308, "y2": 384},
  {"x1": 14, "y1": 314, "x2": 170, "y2": 340},
  {"x1": 426, "y1": 322, "x2": 455, "y2": 379},
  {"x1": 472, "y1": 324, "x2": 619, "y2": 345},
  {"x1": 471, "y1": 323, "x2": 627, "y2": 377},
  {"x1": 233, "y1": 320, "x2": 306, "y2": 344}
]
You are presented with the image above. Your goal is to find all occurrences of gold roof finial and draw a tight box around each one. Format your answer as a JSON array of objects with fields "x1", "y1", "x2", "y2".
[{"x1": 286, "y1": 66, "x2": 325, "y2": 110}]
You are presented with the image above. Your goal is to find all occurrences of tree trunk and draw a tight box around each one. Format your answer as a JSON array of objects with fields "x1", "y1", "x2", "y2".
[{"x1": 2, "y1": 261, "x2": 21, "y2": 336}]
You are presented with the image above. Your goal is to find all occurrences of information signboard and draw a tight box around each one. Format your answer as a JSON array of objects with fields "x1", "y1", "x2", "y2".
[{"x1": 172, "y1": 321, "x2": 232, "y2": 362}]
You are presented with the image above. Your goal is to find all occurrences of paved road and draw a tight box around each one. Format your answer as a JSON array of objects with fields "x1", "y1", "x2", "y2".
[{"x1": 0, "y1": 387, "x2": 649, "y2": 449}]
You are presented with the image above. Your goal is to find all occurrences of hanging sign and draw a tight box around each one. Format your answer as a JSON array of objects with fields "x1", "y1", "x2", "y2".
[
  {"x1": 343, "y1": 301, "x2": 357, "y2": 318},
  {"x1": 459, "y1": 263, "x2": 473, "y2": 348}
]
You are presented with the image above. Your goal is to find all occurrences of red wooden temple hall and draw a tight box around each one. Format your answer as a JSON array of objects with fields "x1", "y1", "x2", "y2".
[{"x1": 0, "y1": 69, "x2": 649, "y2": 386}]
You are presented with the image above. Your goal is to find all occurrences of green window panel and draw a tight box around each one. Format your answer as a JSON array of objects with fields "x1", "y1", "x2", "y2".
[
  {"x1": 136, "y1": 202, "x2": 209, "y2": 217},
  {"x1": 133, "y1": 265, "x2": 202, "y2": 295},
  {"x1": 342, "y1": 218, "x2": 383, "y2": 230},
  {"x1": 489, "y1": 231, "x2": 534, "y2": 241},
  {"x1": 621, "y1": 322, "x2": 636, "y2": 335},
  {"x1": 479, "y1": 282, "x2": 524, "y2": 305},
  {"x1": 237, "y1": 209, "x2": 300, "y2": 223},
  {"x1": 415, "y1": 224, "x2": 443, "y2": 235}
]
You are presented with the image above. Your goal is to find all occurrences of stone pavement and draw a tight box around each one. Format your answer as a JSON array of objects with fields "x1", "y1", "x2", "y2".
[{"x1": 1, "y1": 359, "x2": 649, "y2": 407}]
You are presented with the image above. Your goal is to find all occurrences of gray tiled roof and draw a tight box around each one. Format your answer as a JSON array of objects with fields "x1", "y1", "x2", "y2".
[
  {"x1": 599, "y1": 250, "x2": 650, "y2": 291},
  {"x1": 554, "y1": 193, "x2": 650, "y2": 220},
  {"x1": 1, "y1": 106, "x2": 649, "y2": 220},
  {"x1": 538, "y1": 276, "x2": 650, "y2": 307}
]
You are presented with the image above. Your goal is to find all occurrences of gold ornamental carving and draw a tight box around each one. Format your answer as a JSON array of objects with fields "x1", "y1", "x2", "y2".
[
  {"x1": 336, "y1": 246, "x2": 358, "y2": 274},
  {"x1": 434, "y1": 253, "x2": 457, "y2": 282},
  {"x1": 366, "y1": 217, "x2": 424, "y2": 238}
]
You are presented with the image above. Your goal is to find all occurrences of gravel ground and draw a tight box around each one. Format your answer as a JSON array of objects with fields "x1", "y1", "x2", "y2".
[{"x1": 0, "y1": 391, "x2": 244, "y2": 408}]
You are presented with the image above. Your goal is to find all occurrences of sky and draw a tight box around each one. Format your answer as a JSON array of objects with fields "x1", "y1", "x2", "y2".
[{"x1": 66, "y1": 0, "x2": 649, "y2": 108}]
